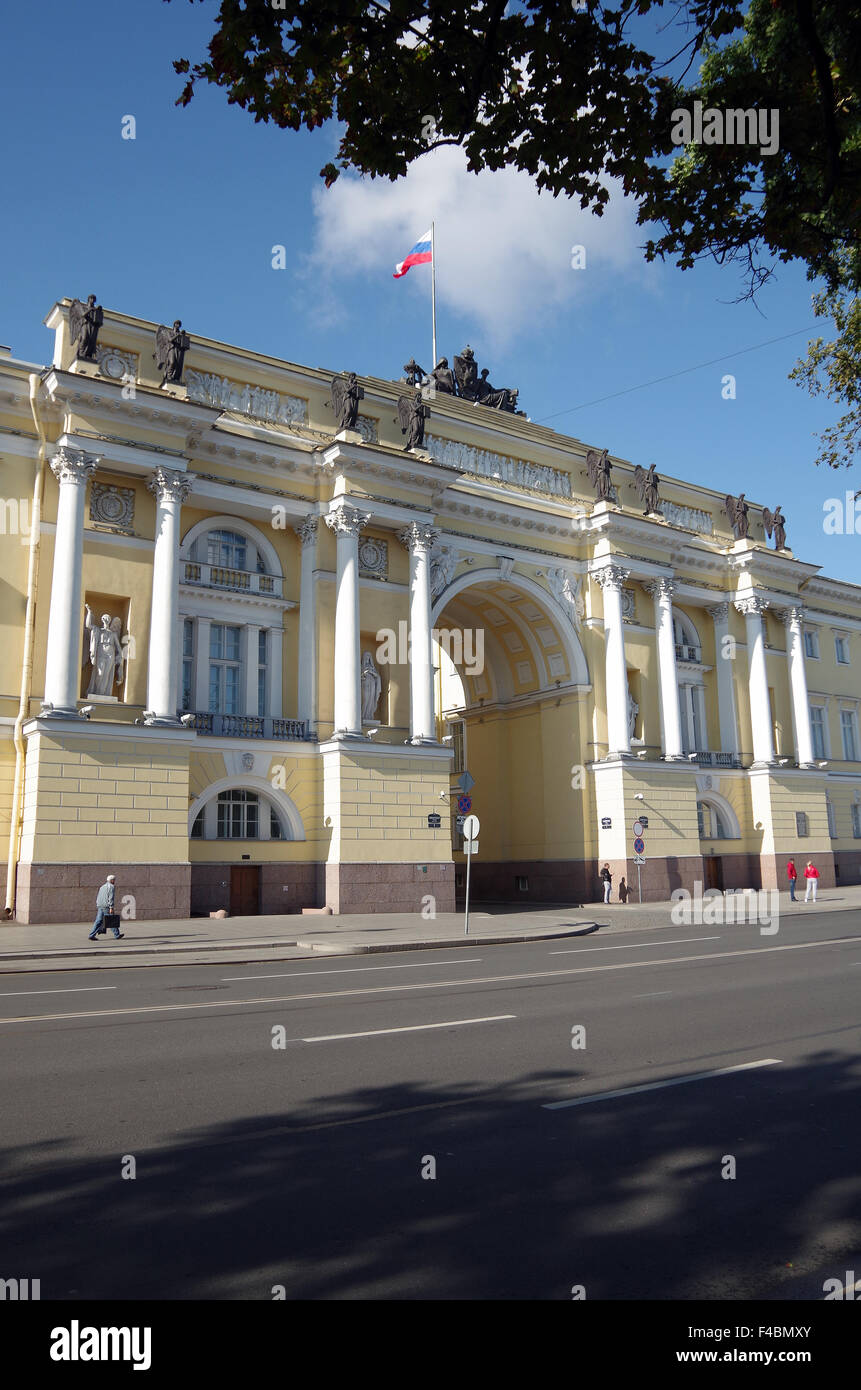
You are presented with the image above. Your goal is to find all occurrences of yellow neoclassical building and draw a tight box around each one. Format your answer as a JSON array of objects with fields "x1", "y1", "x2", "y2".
[{"x1": 1, "y1": 299, "x2": 860, "y2": 924}]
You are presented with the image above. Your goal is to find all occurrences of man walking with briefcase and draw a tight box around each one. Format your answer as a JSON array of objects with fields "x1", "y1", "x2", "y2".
[{"x1": 88, "y1": 873, "x2": 124, "y2": 940}]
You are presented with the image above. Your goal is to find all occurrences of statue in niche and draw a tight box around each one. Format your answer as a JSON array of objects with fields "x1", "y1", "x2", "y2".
[
  {"x1": 586, "y1": 447, "x2": 613, "y2": 502},
  {"x1": 627, "y1": 692, "x2": 639, "y2": 741},
  {"x1": 633, "y1": 463, "x2": 661, "y2": 515},
  {"x1": 155, "y1": 320, "x2": 191, "y2": 384},
  {"x1": 763, "y1": 504, "x2": 787, "y2": 551},
  {"x1": 724, "y1": 492, "x2": 750, "y2": 540},
  {"x1": 397, "y1": 390, "x2": 431, "y2": 450},
  {"x1": 69, "y1": 295, "x2": 103, "y2": 360},
  {"x1": 83, "y1": 606, "x2": 126, "y2": 696},
  {"x1": 361, "y1": 652, "x2": 382, "y2": 722},
  {"x1": 331, "y1": 371, "x2": 363, "y2": 430}
]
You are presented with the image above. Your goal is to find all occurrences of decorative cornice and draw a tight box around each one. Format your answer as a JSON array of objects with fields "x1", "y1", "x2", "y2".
[
  {"x1": 50, "y1": 446, "x2": 99, "y2": 486},
  {"x1": 324, "y1": 502, "x2": 371, "y2": 537},
  {"x1": 398, "y1": 521, "x2": 440, "y2": 554},
  {"x1": 148, "y1": 466, "x2": 194, "y2": 505}
]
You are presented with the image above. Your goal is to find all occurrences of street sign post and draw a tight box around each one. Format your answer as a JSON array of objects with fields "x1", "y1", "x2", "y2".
[
  {"x1": 463, "y1": 814, "x2": 480, "y2": 935},
  {"x1": 632, "y1": 839, "x2": 646, "y2": 902},
  {"x1": 633, "y1": 836, "x2": 645, "y2": 855},
  {"x1": 457, "y1": 794, "x2": 472, "y2": 815},
  {"x1": 632, "y1": 820, "x2": 644, "y2": 838}
]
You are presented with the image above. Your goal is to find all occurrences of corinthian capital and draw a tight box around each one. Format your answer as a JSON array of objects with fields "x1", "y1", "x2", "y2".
[
  {"x1": 147, "y1": 467, "x2": 194, "y2": 505},
  {"x1": 324, "y1": 502, "x2": 371, "y2": 538},
  {"x1": 706, "y1": 602, "x2": 730, "y2": 623},
  {"x1": 50, "y1": 446, "x2": 99, "y2": 486},
  {"x1": 294, "y1": 516, "x2": 319, "y2": 548},
  {"x1": 591, "y1": 562, "x2": 630, "y2": 592},
  {"x1": 734, "y1": 595, "x2": 769, "y2": 618},
  {"x1": 773, "y1": 604, "x2": 804, "y2": 628},
  {"x1": 398, "y1": 521, "x2": 440, "y2": 555},
  {"x1": 643, "y1": 577, "x2": 676, "y2": 602}
]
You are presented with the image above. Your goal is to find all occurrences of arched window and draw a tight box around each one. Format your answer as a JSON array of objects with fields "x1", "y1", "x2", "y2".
[
  {"x1": 697, "y1": 800, "x2": 728, "y2": 840},
  {"x1": 190, "y1": 788, "x2": 288, "y2": 841},
  {"x1": 673, "y1": 612, "x2": 702, "y2": 664}
]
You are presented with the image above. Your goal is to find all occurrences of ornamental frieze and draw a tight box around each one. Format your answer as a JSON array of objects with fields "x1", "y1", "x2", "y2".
[
  {"x1": 186, "y1": 369, "x2": 307, "y2": 427},
  {"x1": 425, "y1": 434, "x2": 571, "y2": 499}
]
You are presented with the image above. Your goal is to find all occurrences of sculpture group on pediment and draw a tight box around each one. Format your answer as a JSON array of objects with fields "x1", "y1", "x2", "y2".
[{"x1": 399, "y1": 345, "x2": 523, "y2": 414}]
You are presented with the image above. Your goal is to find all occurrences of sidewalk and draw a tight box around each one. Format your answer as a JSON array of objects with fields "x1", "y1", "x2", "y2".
[{"x1": 0, "y1": 886, "x2": 858, "y2": 973}]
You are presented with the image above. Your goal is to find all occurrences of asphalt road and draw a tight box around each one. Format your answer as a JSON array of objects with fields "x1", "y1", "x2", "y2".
[{"x1": 2, "y1": 908, "x2": 860, "y2": 1300}]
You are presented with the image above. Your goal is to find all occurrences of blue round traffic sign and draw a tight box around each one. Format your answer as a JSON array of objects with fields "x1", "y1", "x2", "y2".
[{"x1": 633, "y1": 836, "x2": 645, "y2": 854}]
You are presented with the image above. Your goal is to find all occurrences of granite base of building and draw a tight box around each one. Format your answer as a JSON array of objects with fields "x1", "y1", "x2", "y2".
[
  {"x1": 190, "y1": 862, "x2": 325, "y2": 916},
  {"x1": 14, "y1": 862, "x2": 192, "y2": 924},
  {"x1": 325, "y1": 861, "x2": 456, "y2": 915},
  {"x1": 833, "y1": 850, "x2": 861, "y2": 885}
]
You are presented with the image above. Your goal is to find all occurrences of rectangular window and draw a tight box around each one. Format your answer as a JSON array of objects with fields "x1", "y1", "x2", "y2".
[
  {"x1": 209, "y1": 624, "x2": 242, "y2": 713},
  {"x1": 852, "y1": 804, "x2": 861, "y2": 839},
  {"x1": 810, "y1": 706, "x2": 826, "y2": 760},
  {"x1": 841, "y1": 709, "x2": 858, "y2": 762},
  {"x1": 258, "y1": 630, "x2": 267, "y2": 717},
  {"x1": 450, "y1": 720, "x2": 465, "y2": 774},
  {"x1": 827, "y1": 800, "x2": 837, "y2": 838},
  {"x1": 835, "y1": 635, "x2": 850, "y2": 665},
  {"x1": 803, "y1": 630, "x2": 820, "y2": 659},
  {"x1": 796, "y1": 811, "x2": 809, "y2": 837},
  {"x1": 181, "y1": 618, "x2": 194, "y2": 713}
]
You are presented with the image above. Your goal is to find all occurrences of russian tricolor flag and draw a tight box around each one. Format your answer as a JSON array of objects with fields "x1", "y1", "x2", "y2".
[{"x1": 393, "y1": 228, "x2": 433, "y2": 278}]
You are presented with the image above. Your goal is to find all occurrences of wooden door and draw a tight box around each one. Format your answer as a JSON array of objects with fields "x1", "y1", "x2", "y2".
[
  {"x1": 704, "y1": 856, "x2": 723, "y2": 892},
  {"x1": 230, "y1": 865, "x2": 260, "y2": 916}
]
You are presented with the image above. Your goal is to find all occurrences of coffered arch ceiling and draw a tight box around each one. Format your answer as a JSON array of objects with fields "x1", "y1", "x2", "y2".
[{"x1": 433, "y1": 570, "x2": 589, "y2": 710}]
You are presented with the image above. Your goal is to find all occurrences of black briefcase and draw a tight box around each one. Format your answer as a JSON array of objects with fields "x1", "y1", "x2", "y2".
[{"x1": 100, "y1": 913, "x2": 121, "y2": 934}]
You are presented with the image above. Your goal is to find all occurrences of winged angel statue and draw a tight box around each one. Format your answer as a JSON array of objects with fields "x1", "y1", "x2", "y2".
[
  {"x1": 331, "y1": 372, "x2": 363, "y2": 431},
  {"x1": 633, "y1": 463, "x2": 661, "y2": 515},
  {"x1": 586, "y1": 447, "x2": 613, "y2": 502},
  {"x1": 396, "y1": 390, "x2": 431, "y2": 450},
  {"x1": 724, "y1": 493, "x2": 750, "y2": 541},
  {"x1": 762, "y1": 504, "x2": 787, "y2": 551},
  {"x1": 69, "y1": 295, "x2": 103, "y2": 360},
  {"x1": 83, "y1": 606, "x2": 125, "y2": 697}
]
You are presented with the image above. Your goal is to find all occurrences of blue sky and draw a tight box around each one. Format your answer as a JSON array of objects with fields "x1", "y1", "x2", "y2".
[{"x1": 1, "y1": 0, "x2": 857, "y2": 583}]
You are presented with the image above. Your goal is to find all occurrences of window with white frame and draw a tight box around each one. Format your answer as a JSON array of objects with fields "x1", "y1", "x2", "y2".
[
  {"x1": 697, "y1": 800, "x2": 728, "y2": 839},
  {"x1": 205, "y1": 528, "x2": 247, "y2": 571},
  {"x1": 191, "y1": 789, "x2": 287, "y2": 840},
  {"x1": 835, "y1": 634, "x2": 850, "y2": 665},
  {"x1": 852, "y1": 803, "x2": 861, "y2": 839},
  {"x1": 841, "y1": 708, "x2": 858, "y2": 762},
  {"x1": 181, "y1": 619, "x2": 194, "y2": 713},
  {"x1": 803, "y1": 629, "x2": 820, "y2": 659},
  {"x1": 826, "y1": 798, "x2": 837, "y2": 838},
  {"x1": 810, "y1": 705, "x2": 827, "y2": 760},
  {"x1": 209, "y1": 624, "x2": 241, "y2": 714}
]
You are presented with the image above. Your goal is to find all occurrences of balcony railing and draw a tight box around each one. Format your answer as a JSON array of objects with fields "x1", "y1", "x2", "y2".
[
  {"x1": 182, "y1": 562, "x2": 282, "y2": 598},
  {"x1": 188, "y1": 712, "x2": 311, "y2": 740},
  {"x1": 675, "y1": 642, "x2": 702, "y2": 663},
  {"x1": 692, "y1": 750, "x2": 741, "y2": 769}
]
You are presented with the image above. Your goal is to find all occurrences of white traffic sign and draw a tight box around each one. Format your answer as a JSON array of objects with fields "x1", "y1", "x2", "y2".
[
  {"x1": 462, "y1": 814, "x2": 480, "y2": 841},
  {"x1": 632, "y1": 819, "x2": 644, "y2": 837},
  {"x1": 633, "y1": 853, "x2": 646, "y2": 866},
  {"x1": 464, "y1": 842, "x2": 478, "y2": 854}
]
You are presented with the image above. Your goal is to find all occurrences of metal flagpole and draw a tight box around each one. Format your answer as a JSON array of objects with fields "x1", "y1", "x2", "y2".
[{"x1": 431, "y1": 221, "x2": 437, "y2": 368}]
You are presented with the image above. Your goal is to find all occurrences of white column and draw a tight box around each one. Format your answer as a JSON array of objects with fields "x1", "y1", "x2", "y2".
[
  {"x1": 593, "y1": 562, "x2": 631, "y2": 757},
  {"x1": 244, "y1": 624, "x2": 261, "y2": 716},
  {"x1": 295, "y1": 517, "x2": 318, "y2": 734},
  {"x1": 42, "y1": 447, "x2": 99, "y2": 716},
  {"x1": 707, "y1": 603, "x2": 739, "y2": 756},
  {"x1": 145, "y1": 468, "x2": 194, "y2": 726},
  {"x1": 644, "y1": 578, "x2": 683, "y2": 759},
  {"x1": 325, "y1": 502, "x2": 370, "y2": 738},
  {"x1": 735, "y1": 595, "x2": 774, "y2": 765},
  {"x1": 778, "y1": 605, "x2": 815, "y2": 767},
  {"x1": 267, "y1": 626, "x2": 283, "y2": 719},
  {"x1": 399, "y1": 522, "x2": 440, "y2": 744},
  {"x1": 194, "y1": 617, "x2": 211, "y2": 712}
]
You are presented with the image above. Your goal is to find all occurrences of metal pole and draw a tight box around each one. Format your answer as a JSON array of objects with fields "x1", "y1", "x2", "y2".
[
  {"x1": 431, "y1": 221, "x2": 437, "y2": 368},
  {"x1": 464, "y1": 838, "x2": 472, "y2": 935},
  {"x1": 637, "y1": 863, "x2": 642, "y2": 903}
]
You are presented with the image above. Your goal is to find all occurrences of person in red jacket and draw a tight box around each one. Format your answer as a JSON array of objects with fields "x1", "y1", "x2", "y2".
[
  {"x1": 786, "y1": 858, "x2": 797, "y2": 901},
  {"x1": 803, "y1": 861, "x2": 819, "y2": 903}
]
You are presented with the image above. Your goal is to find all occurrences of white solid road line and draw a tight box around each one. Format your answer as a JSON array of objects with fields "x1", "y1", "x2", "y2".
[
  {"x1": 0, "y1": 985, "x2": 118, "y2": 997},
  {"x1": 1, "y1": 934, "x2": 858, "y2": 1025},
  {"x1": 542, "y1": 1058, "x2": 783, "y2": 1110},
  {"x1": 550, "y1": 935, "x2": 720, "y2": 955},
  {"x1": 221, "y1": 957, "x2": 483, "y2": 982},
  {"x1": 633, "y1": 991, "x2": 672, "y2": 998},
  {"x1": 302, "y1": 1014, "x2": 516, "y2": 1043}
]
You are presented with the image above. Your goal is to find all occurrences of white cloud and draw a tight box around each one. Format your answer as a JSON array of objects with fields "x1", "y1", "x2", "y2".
[{"x1": 307, "y1": 146, "x2": 644, "y2": 343}]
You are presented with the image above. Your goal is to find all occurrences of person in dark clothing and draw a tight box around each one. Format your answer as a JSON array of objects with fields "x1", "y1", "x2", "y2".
[{"x1": 600, "y1": 863, "x2": 612, "y2": 904}]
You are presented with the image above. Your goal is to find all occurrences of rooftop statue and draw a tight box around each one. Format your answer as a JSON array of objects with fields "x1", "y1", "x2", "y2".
[
  {"x1": 69, "y1": 295, "x2": 103, "y2": 361},
  {"x1": 397, "y1": 390, "x2": 431, "y2": 451},
  {"x1": 155, "y1": 320, "x2": 191, "y2": 385},
  {"x1": 586, "y1": 447, "x2": 613, "y2": 502},
  {"x1": 453, "y1": 346, "x2": 479, "y2": 401},
  {"x1": 429, "y1": 358, "x2": 455, "y2": 394},
  {"x1": 633, "y1": 463, "x2": 661, "y2": 515},
  {"x1": 331, "y1": 371, "x2": 364, "y2": 431},
  {"x1": 763, "y1": 504, "x2": 787, "y2": 551},
  {"x1": 401, "y1": 358, "x2": 426, "y2": 387},
  {"x1": 724, "y1": 492, "x2": 750, "y2": 540}
]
